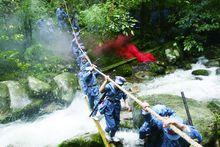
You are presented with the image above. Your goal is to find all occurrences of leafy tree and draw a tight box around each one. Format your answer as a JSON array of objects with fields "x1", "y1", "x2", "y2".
[{"x1": 169, "y1": 0, "x2": 220, "y2": 52}]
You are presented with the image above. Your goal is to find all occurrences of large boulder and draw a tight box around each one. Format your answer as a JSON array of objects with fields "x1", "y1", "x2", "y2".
[
  {"x1": 0, "y1": 83, "x2": 10, "y2": 113},
  {"x1": 59, "y1": 133, "x2": 104, "y2": 147},
  {"x1": 54, "y1": 72, "x2": 78, "y2": 104},
  {"x1": 192, "y1": 69, "x2": 210, "y2": 76},
  {"x1": 132, "y1": 94, "x2": 216, "y2": 145},
  {"x1": 28, "y1": 76, "x2": 52, "y2": 99},
  {"x1": 3, "y1": 81, "x2": 31, "y2": 110}
]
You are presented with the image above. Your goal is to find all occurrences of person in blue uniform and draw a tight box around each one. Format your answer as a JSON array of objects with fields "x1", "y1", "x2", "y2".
[
  {"x1": 137, "y1": 104, "x2": 202, "y2": 147},
  {"x1": 76, "y1": 53, "x2": 90, "y2": 68},
  {"x1": 56, "y1": 5, "x2": 68, "y2": 30},
  {"x1": 98, "y1": 76, "x2": 131, "y2": 142},
  {"x1": 77, "y1": 54, "x2": 90, "y2": 93},
  {"x1": 83, "y1": 65, "x2": 100, "y2": 113}
]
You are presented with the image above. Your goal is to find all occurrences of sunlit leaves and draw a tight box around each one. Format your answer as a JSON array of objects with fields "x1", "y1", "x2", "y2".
[{"x1": 80, "y1": 2, "x2": 138, "y2": 36}]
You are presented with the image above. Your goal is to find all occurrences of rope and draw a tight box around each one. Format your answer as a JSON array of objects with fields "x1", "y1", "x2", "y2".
[{"x1": 62, "y1": 1, "x2": 202, "y2": 147}]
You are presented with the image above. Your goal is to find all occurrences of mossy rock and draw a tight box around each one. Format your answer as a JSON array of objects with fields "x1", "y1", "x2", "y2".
[
  {"x1": 134, "y1": 71, "x2": 155, "y2": 80},
  {"x1": 0, "y1": 99, "x2": 44, "y2": 124},
  {"x1": 113, "y1": 64, "x2": 132, "y2": 77},
  {"x1": 3, "y1": 81, "x2": 31, "y2": 110},
  {"x1": 28, "y1": 76, "x2": 53, "y2": 100},
  {"x1": 183, "y1": 63, "x2": 192, "y2": 70},
  {"x1": 54, "y1": 72, "x2": 78, "y2": 104},
  {"x1": 192, "y1": 69, "x2": 210, "y2": 76},
  {"x1": 0, "y1": 83, "x2": 10, "y2": 113},
  {"x1": 165, "y1": 66, "x2": 177, "y2": 74},
  {"x1": 148, "y1": 63, "x2": 165, "y2": 75},
  {"x1": 59, "y1": 133, "x2": 104, "y2": 147},
  {"x1": 132, "y1": 94, "x2": 216, "y2": 145}
]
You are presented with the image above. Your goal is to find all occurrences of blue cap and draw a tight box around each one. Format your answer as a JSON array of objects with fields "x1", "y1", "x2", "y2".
[
  {"x1": 163, "y1": 114, "x2": 183, "y2": 140},
  {"x1": 188, "y1": 126, "x2": 202, "y2": 143},
  {"x1": 115, "y1": 76, "x2": 126, "y2": 85},
  {"x1": 152, "y1": 105, "x2": 175, "y2": 117}
]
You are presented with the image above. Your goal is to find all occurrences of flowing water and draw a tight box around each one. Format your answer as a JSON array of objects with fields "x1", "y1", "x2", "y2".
[
  {"x1": 138, "y1": 63, "x2": 220, "y2": 101},
  {"x1": 0, "y1": 92, "x2": 96, "y2": 146}
]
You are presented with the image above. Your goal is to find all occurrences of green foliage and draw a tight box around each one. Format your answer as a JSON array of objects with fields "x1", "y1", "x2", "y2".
[
  {"x1": 79, "y1": 1, "x2": 137, "y2": 36},
  {"x1": 0, "y1": 49, "x2": 29, "y2": 80},
  {"x1": 170, "y1": 0, "x2": 220, "y2": 53}
]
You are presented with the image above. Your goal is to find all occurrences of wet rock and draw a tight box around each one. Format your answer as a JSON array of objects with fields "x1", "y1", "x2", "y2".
[
  {"x1": 216, "y1": 68, "x2": 220, "y2": 75},
  {"x1": 135, "y1": 71, "x2": 154, "y2": 80},
  {"x1": 205, "y1": 61, "x2": 219, "y2": 67},
  {"x1": 192, "y1": 69, "x2": 210, "y2": 76},
  {"x1": 148, "y1": 62, "x2": 165, "y2": 75},
  {"x1": 28, "y1": 76, "x2": 52, "y2": 99},
  {"x1": 3, "y1": 81, "x2": 31, "y2": 110},
  {"x1": 54, "y1": 72, "x2": 78, "y2": 104},
  {"x1": 0, "y1": 83, "x2": 10, "y2": 113},
  {"x1": 59, "y1": 133, "x2": 104, "y2": 147},
  {"x1": 132, "y1": 62, "x2": 150, "y2": 72},
  {"x1": 183, "y1": 63, "x2": 192, "y2": 70},
  {"x1": 133, "y1": 94, "x2": 217, "y2": 145},
  {"x1": 165, "y1": 66, "x2": 177, "y2": 74}
]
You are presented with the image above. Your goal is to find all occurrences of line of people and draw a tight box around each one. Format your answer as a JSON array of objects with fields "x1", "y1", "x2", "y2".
[
  {"x1": 71, "y1": 33, "x2": 202, "y2": 146},
  {"x1": 56, "y1": 4, "x2": 80, "y2": 31}
]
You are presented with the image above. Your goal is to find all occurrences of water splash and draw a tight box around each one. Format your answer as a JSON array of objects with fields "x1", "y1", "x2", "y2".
[
  {"x1": 116, "y1": 129, "x2": 139, "y2": 147},
  {"x1": 138, "y1": 63, "x2": 220, "y2": 101},
  {"x1": 0, "y1": 92, "x2": 96, "y2": 147}
]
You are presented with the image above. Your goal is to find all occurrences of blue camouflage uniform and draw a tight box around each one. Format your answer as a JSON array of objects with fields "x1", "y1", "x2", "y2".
[
  {"x1": 71, "y1": 39, "x2": 80, "y2": 57},
  {"x1": 99, "y1": 78, "x2": 127, "y2": 138},
  {"x1": 78, "y1": 70, "x2": 88, "y2": 94},
  {"x1": 77, "y1": 54, "x2": 90, "y2": 94},
  {"x1": 56, "y1": 7, "x2": 68, "y2": 30},
  {"x1": 139, "y1": 104, "x2": 202, "y2": 147},
  {"x1": 83, "y1": 67, "x2": 100, "y2": 111}
]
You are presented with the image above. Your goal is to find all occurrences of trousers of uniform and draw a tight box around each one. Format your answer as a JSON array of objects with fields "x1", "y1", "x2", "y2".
[
  {"x1": 139, "y1": 122, "x2": 151, "y2": 139},
  {"x1": 87, "y1": 85, "x2": 99, "y2": 113},
  {"x1": 99, "y1": 99, "x2": 121, "y2": 137}
]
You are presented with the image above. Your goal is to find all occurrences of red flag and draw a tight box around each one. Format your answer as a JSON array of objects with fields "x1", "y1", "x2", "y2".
[{"x1": 94, "y1": 34, "x2": 156, "y2": 63}]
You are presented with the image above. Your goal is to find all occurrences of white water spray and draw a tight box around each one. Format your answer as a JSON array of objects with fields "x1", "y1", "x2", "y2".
[{"x1": 0, "y1": 92, "x2": 96, "y2": 147}]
